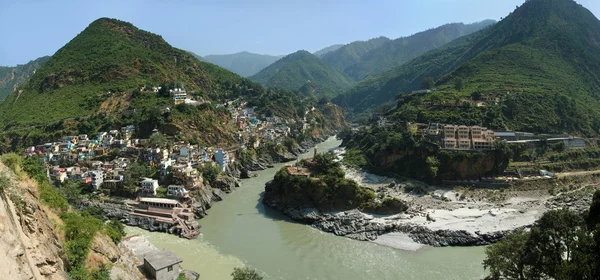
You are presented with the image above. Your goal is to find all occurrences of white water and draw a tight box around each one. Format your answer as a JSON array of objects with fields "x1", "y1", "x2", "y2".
[{"x1": 126, "y1": 137, "x2": 487, "y2": 280}]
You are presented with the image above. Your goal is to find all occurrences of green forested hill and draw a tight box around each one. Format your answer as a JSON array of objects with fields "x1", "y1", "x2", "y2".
[
  {"x1": 339, "y1": 21, "x2": 495, "y2": 81},
  {"x1": 336, "y1": 0, "x2": 600, "y2": 136},
  {"x1": 249, "y1": 50, "x2": 355, "y2": 98},
  {"x1": 0, "y1": 18, "x2": 348, "y2": 152},
  {"x1": 320, "y1": 37, "x2": 390, "y2": 75},
  {"x1": 0, "y1": 56, "x2": 50, "y2": 102},
  {"x1": 0, "y1": 17, "x2": 249, "y2": 126},
  {"x1": 202, "y1": 51, "x2": 284, "y2": 77}
]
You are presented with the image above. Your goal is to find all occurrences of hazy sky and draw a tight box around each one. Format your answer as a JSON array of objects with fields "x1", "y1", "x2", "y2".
[{"x1": 2, "y1": 0, "x2": 600, "y2": 66}]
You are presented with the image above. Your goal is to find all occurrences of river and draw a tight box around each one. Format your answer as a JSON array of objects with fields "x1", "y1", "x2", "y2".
[{"x1": 126, "y1": 137, "x2": 487, "y2": 280}]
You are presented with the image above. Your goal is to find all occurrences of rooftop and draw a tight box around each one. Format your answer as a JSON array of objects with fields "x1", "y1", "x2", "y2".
[
  {"x1": 140, "y1": 197, "x2": 180, "y2": 204},
  {"x1": 144, "y1": 249, "x2": 183, "y2": 270}
]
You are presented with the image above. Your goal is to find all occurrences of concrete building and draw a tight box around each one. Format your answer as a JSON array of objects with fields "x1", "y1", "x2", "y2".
[
  {"x1": 141, "y1": 178, "x2": 159, "y2": 196},
  {"x1": 457, "y1": 125, "x2": 470, "y2": 139},
  {"x1": 170, "y1": 88, "x2": 187, "y2": 105},
  {"x1": 214, "y1": 149, "x2": 229, "y2": 171},
  {"x1": 143, "y1": 249, "x2": 183, "y2": 280},
  {"x1": 444, "y1": 125, "x2": 457, "y2": 138},
  {"x1": 443, "y1": 138, "x2": 457, "y2": 149},
  {"x1": 473, "y1": 139, "x2": 493, "y2": 150},
  {"x1": 167, "y1": 185, "x2": 188, "y2": 197},
  {"x1": 88, "y1": 170, "x2": 104, "y2": 191},
  {"x1": 458, "y1": 139, "x2": 471, "y2": 150},
  {"x1": 471, "y1": 126, "x2": 483, "y2": 139},
  {"x1": 427, "y1": 123, "x2": 442, "y2": 135},
  {"x1": 442, "y1": 124, "x2": 496, "y2": 150}
]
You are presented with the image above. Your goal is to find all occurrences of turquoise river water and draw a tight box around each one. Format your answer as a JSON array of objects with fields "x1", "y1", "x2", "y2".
[{"x1": 126, "y1": 137, "x2": 486, "y2": 280}]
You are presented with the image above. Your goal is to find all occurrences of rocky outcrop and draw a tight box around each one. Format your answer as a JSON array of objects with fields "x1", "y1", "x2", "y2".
[
  {"x1": 0, "y1": 162, "x2": 68, "y2": 280},
  {"x1": 211, "y1": 174, "x2": 241, "y2": 193},
  {"x1": 191, "y1": 181, "x2": 217, "y2": 218},
  {"x1": 404, "y1": 227, "x2": 510, "y2": 247},
  {"x1": 81, "y1": 198, "x2": 132, "y2": 220},
  {"x1": 264, "y1": 196, "x2": 516, "y2": 247},
  {"x1": 127, "y1": 214, "x2": 172, "y2": 232},
  {"x1": 86, "y1": 233, "x2": 144, "y2": 279}
]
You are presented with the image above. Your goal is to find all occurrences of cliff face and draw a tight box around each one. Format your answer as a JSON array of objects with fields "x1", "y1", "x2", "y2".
[
  {"x1": 0, "y1": 161, "x2": 143, "y2": 279},
  {"x1": 0, "y1": 162, "x2": 68, "y2": 279},
  {"x1": 87, "y1": 233, "x2": 145, "y2": 280},
  {"x1": 370, "y1": 146, "x2": 504, "y2": 181},
  {"x1": 192, "y1": 180, "x2": 218, "y2": 218}
]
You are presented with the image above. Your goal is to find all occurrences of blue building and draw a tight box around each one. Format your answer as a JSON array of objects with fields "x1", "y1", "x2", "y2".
[{"x1": 214, "y1": 149, "x2": 229, "y2": 171}]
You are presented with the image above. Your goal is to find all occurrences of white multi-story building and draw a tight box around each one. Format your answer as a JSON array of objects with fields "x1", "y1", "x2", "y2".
[
  {"x1": 141, "y1": 178, "x2": 159, "y2": 196},
  {"x1": 167, "y1": 185, "x2": 188, "y2": 197}
]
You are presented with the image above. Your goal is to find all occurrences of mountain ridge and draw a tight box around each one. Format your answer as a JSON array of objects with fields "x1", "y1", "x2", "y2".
[
  {"x1": 0, "y1": 56, "x2": 50, "y2": 102},
  {"x1": 341, "y1": 20, "x2": 496, "y2": 81},
  {"x1": 321, "y1": 37, "x2": 391, "y2": 77},
  {"x1": 249, "y1": 50, "x2": 355, "y2": 98},
  {"x1": 313, "y1": 44, "x2": 345, "y2": 57},
  {"x1": 337, "y1": 0, "x2": 600, "y2": 136}
]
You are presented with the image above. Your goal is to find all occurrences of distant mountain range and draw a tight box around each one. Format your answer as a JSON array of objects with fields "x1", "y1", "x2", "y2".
[
  {"x1": 335, "y1": 0, "x2": 600, "y2": 136},
  {"x1": 247, "y1": 20, "x2": 494, "y2": 99},
  {"x1": 0, "y1": 56, "x2": 50, "y2": 102},
  {"x1": 321, "y1": 37, "x2": 391, "y2": 78},
  {"x1": 200, "y1": 51, "x2": 283, "y2": 77},
  {"x1": 327, "y1": 21, "x2": 496, "y2": 81},
  {"x1": 249, "y1": 50, "x2": 355, "y2": 98}
]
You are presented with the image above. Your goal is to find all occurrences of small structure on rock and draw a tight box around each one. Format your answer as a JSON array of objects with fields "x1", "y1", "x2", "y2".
[{"x1": 143, "y1": 249, "x2": 183, "y2": 280}]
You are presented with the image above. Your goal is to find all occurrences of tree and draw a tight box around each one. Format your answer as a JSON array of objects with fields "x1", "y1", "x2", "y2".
[
  {"x1": 1, "y1": 153, "x2": 22, "y2": 175},
  {"x1": 231, "y1": 267, "x2": 263, "y2": 280},
  {"x1": 149, "y1": 132, "x2": 168, "y2": 148},
  {"x1": 377, "y1": 102, "x2": 392, "y2": 115},
  {"x1": 201, "y1": 163, "x2": 221, "y2": 183},
  {"x1": 586, "y1": 190, "x2": 600, "y2": 229},
  {"x1": 483, "y1": 230, "x2": 530, "y2": 280},
  {"x1": 60, "y1": 179, "x2": 83, "y2": 205},
  {"x1": 430, "y1": 92, "x2": 444, "y2": 105},
  {"x1": 454, "y1": 78, "x2": 464, "y2": 91},
  {"x1": 421, "y1": 77, "x2": 435, "y2": 89},
  {"x1": 121, "y1": 162, "x2": 156, "y2": 197},
  {"x1": 425, "y1": 156, "x2": 440, "y2": 178},
  {"x1": 483, "y1": 209, "x2": 597, "y2": 280}
]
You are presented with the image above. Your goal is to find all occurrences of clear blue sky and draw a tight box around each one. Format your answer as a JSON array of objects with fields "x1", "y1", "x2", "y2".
[{"x1": 1, "y1": 0, "x2": 599, "y2": 66}]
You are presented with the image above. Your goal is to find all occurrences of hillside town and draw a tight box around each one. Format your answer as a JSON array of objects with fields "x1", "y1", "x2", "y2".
[{"x1": 22, "y1": 86, "x2": 321, "y2": 239}]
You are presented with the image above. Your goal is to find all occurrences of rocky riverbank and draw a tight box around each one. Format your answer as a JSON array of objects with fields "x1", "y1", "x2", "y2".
[
  {"x1": 262, "y1": 196, "x2": 511, "y2": 247},
  {"x1": 263, "y1": 146, "x2": 599, "y2": 249},
  {"x1": 228, "y1": 135, "x2": 335, "y2": 179},
  {"x1": 83, "y1": 135, "x2": 337, "y2": 236}
]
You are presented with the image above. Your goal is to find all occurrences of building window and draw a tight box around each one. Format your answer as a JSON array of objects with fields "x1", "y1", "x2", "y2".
[{"x1": 168, "y1": 265, "x2": 173, "y2": 272}]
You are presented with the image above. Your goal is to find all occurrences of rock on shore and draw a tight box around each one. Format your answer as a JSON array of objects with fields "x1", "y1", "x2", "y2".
[{"x1": 263, "y1": 193, "x2": 530, "y2": 247}]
